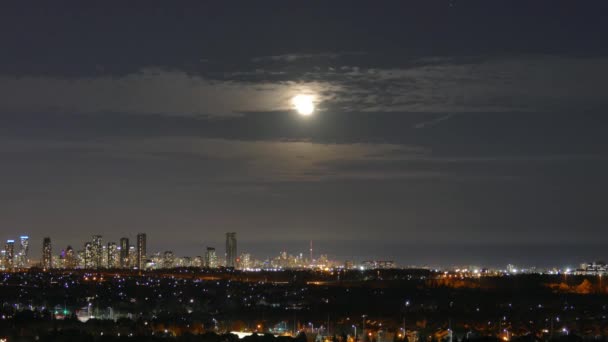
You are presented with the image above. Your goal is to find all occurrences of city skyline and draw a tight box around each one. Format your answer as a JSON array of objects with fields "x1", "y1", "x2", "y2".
[
  {"x1": 1, "y1": 2, "x2": 607, "y2": 341},
  {"x1": 2, "y1": 232, "x2": 608, "y2": 270}
]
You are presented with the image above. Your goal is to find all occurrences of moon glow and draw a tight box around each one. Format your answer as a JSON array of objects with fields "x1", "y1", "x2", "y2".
[{"x1": 292, "y1": 94, "x2": 315, "y2": 116}]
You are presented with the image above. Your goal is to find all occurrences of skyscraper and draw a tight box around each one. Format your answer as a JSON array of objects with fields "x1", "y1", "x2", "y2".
[
  {"x1": 5, "y1": 240, "x2": 14, "y2": 270},
  {"x1": 119, "y1": 237, "x2": 129, "y2": 268},
  {"x1": 42, "y1": 237, "x2": 52, "y2": 270},
  {"x1": 107, "y1": 242, "x2": 118, "y2": 268},
  {"x1": 0, "y1": 250, "x2": 6, "y2": 271},
  {"x1": 84, "y1": 242, "x2": 93, "y2": 269},
  {"x1": 239, "y1": 253, "x2": 251, "y2": 270},
  {"x1": 101, "y1": 244, "x2": 108, "y2": 267},
  {"x1": 136, "y1": 233, "x2": 146, "y2": 270},
  {"x1": 193, "y1": 256, "x2": 203, "y2": 267},
  {"x1": 57, "y1": 249, "x2": 65, "y2": 269},
  {"x1": 65, "y1": 246, "x2": 75, "y2": 269},
  {"x1": 128, "y1": 245, "x2": 136, "y2": 267},
  {"x1": 225, "y1": 232, "x2": 237, "y2": 268},
  {"x1": 205, "y1": 247, "x2": 218, "y2": 268},
  {"x1": 92, "y1": 235, "x2": 103, "y2": 269},
  {"x1": 163, "y1": 251, "x2": 175, "y2": 268},
  {"x1": 18, "y1": 236, "x2": 29, "y2": 268}
]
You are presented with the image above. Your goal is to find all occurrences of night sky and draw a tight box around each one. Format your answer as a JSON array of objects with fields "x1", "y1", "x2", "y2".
[{"x1": 1, "y1": 2, "x2": 607, "y2": 267}]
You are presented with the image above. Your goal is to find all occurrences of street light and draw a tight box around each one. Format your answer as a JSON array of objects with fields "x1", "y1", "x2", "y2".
[{"x1": 352, "y1": 325, "x2": 357, "y2": 342}]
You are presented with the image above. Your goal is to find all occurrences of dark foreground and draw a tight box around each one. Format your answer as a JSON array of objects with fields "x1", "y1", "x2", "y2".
[{"x1": 1, "y1": 269, "x2": 608, "y2": 341}]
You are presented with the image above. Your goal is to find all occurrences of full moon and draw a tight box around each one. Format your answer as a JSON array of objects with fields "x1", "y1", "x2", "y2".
[{"x1": 292, "y1": 94, "x2": 315, "y2": 116}]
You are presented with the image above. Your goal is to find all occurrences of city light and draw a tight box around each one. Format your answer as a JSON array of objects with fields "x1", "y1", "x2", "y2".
[{"x1": 0, "y1": 3, "x2": 604, "y2": 342}]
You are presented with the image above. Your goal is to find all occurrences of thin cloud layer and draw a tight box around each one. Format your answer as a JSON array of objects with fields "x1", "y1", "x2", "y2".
[{"x1": 1, "y1": 56, "x2": 606, "y2": 116}]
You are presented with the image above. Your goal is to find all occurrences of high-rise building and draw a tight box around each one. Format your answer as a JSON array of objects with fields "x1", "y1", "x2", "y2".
[
  {"x1": 119, "y1": 238, "x2": 129, "y2": 268},
  {"x1": 193, "y1": 256, "x2": 203, "y2": 268},
  {"x1": 42, "y1": 237, "x2": 52, "y2": 270},
  {"x1": 150, "y1": 252, "x2": 162, "y2": 269},
  {"x1": 107, "y1": 242, "x2": 118, "y2": 268},
  {"x1": 225, "y1": 232, "x2": 237, "y2": 268},
  {"x1": 239, "y1": 253, "x2": 251, "y2": 269},
  {"x1": 92, "y1": 235, "x2": 103, "y2": 269},
  {"x1": 77, "y1": 250, "x2": 85, "y2": 268},
  {"x1": 205, "y1": 247, "x2": 218, "y2": 268},
  {"x1": 4, "y1": 240, "x2": 15, "y2": 270},
  {"x1": 65, "y1": 246, "x2": 75, "y2": 268},
  {"x1": 53, "y1": 254, "x2": 62, "y2": 269},
  {"x1": 136, "y1": 233, "x2": 146, "y2": 270},
  {"x1": 101, "y1": 244, "x2": 108, "y2": 267},
  {"x1": 18, "y1": 236, "x2": 29, "y2": 268},
  {"x1": 84, "y1": 242, "x2": 93, "y2": 269},
  {"x1": 128, "y1": 245, "x2": 136, "y2": 267},
  {"x1": 58, "y1": 249, "x2": 66, "y2": 269},
  {"x1": 163, "y1": 251, "x2": 175, "y2": 268},
  {"x1": 179, "y1": 256, "x2": 192, "y2": 267},
  {"x1": 0, "y1": 250, "x2": 6, "y2": 271}
]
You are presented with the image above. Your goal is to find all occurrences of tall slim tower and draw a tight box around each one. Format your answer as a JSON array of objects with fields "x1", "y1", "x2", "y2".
[
  {"x1": 65, "y1": 246, "x2": 75, "y2": 269},
  {"x1": 119, "y1": 237, "x2": 129, "y2": 268},
  {"x1": 205, "y1": 247, "x2": 218, "y2": 268},
  {"x1": 0, "y1": 249, "x2": 5, "y2": 270},
  {"x1": 107, "y1": 242, "x2": 118, "y2": 268},
  {"x1": 18, "y1": 236, "x2": 29, "y2": 268},
  {"x1": 310, "y1": 240, "x2": 313, "y2": 264},
  {"x1": 225, "y1": 232, "x2": 237, "y2": 268},
  {"x1": 84, "y1": 242, "x2": 93, "y2": 269},
  {"x1": 92, "y1": 235, "x2": 103, "y2": 269},
  {"x1": 136, "y1": 233, "x2": 146, "y2": 270},
  {"x1": 42, "y1": 237, "x2": 52, "y2": 270},
  {"x1": 5, "y1": 240, "x2": 15, "y2": 270}
]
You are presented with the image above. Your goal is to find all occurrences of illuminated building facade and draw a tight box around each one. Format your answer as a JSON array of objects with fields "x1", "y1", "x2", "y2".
[
  {"x1": 119, "y1": 237, "x2": 129, "y2": 268},
  {"x1": 193, "y1": 255, "x2": 203, "y2": 267},
  {"x1": 5, "y1": 240, "x2": 15, "y2": 270},
  {"x1": 239, "y1": 253, "x2": 251, "y2": 269},
  {"x1": 92, "y1": 235, "x2": 103, "y2": 269},
  {"x1": 101, "y1": 244, "x2": 108, "y2": 267},
  {"x1": 107, "y1": 242, "x2": 118, "y2": 268},
  {"x1": 225, "y1": 232, "x2": 237, "y2": 268},
  {"x1": 361, "y1": 260, "x2": 395, "y2": 270},
  {"x1": 0, "y1": 250, "x2": 6, "y2": 270},
  {"x1": 136, "y1": 233, "x2": 146, "y2": 270},
  {"x1": 163, "y1": 251, "x2": 175, "y2": 268},
  {"x1": 65, "y1": 246, "x2": 75, "y2": 268},
  {"x1": 205, "y1": 247, "x2": 218, "y2": 268},
  {"x1": 128, "y1": 245, "x2": 136, "y2": 267},
  {"x1": 42, "y1": 237, "x2": 52, "y2": 270},
  {"x1": 576, "y1": 262, "x2": 608, "y2": 276},
  {"x1": 84, "y1": 242, "x2": 93, "y2": 268},
  {"x1": 17, "y1": 235, "x2": 29, "y2": 268}
]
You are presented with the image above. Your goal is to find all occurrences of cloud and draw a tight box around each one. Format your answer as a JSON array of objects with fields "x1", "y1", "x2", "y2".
[
  {"x1": 251, "y1": 53, "x2": 342, "y2": 63},
  {"x1": 0, "y1": 137, "x2": 435, "y2": 184},
  {"x1": 414, "y1": 113, "x2": 455, "y2": 129},
  {"x1": 103, "y1": 137, "x2": 435, "y2": 182},
  {"x1": 0, "y1": 69, "x2": 340, "y2": 116},
  {"x1": 0, "y1": 55, "x2": 606, "y2": 117},
  {"x1": 7, "y1": 135, "x2": 604, "y2": 189},
  {"x1": 321, "y1": 55, "x2": 608, "y2": 113}
]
